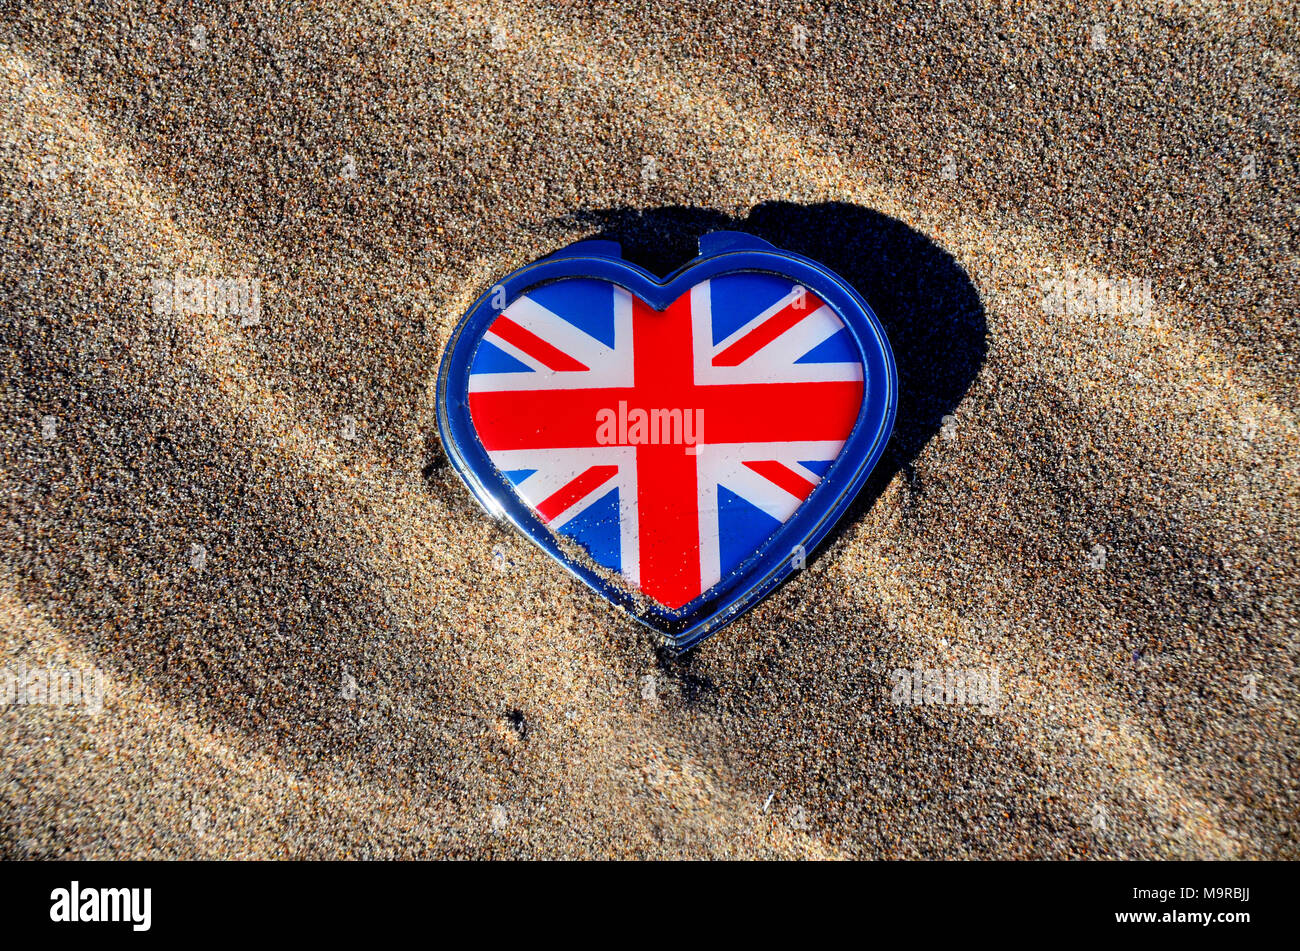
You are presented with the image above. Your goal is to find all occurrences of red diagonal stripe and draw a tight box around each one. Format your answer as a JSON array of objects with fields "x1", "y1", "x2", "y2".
[
  {"x1": 743, "y1": 460, "x2": 818, "y2": 501},
  {"x1": 489, "y1": 315, "x2": 589, "y2": 371},
  {"x1": 535, "y1": 465, "x2": 618, "y2": 523},
  {"x1": 712, "y1": 292, "x2": 824, "y2": 367}
]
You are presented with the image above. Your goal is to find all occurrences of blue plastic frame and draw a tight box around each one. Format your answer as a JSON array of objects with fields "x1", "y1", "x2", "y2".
[{"x1": 436, "y1": 231, "x2": 897, "y2": 650}]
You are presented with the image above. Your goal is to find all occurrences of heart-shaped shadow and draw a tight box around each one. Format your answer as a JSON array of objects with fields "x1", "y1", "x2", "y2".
[
  {"x1": 556, "y1": 202, "x2": 988, "y2": 564},
  {"x1": 440, "y1": 202, "x2": 985, "y2": 649}
]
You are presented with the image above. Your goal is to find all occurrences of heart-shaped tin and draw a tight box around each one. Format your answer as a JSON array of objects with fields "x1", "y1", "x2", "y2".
[{"x1": 437, "y1": 231, "x2": 896, "y2": 649}]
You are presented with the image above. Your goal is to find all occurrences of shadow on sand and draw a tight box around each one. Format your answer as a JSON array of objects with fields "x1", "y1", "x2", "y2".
[{"x1": 556, "y1": 201, "x2": 988, "y2": 571}]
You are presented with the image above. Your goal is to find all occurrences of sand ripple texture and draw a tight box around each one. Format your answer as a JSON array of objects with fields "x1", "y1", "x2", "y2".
[{"x1": 1, "y1": 2, "x2": 1296, "y2": 858}]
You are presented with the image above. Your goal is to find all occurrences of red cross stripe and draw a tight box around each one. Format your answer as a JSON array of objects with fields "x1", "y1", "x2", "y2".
[{"x1": 469, "y1": 286, "x2": 863, "y2": 608}]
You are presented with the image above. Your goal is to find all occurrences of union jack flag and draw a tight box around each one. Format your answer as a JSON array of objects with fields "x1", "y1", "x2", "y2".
[{"x1": 468, "y1": 274, "x2": 864, "y2": 609}]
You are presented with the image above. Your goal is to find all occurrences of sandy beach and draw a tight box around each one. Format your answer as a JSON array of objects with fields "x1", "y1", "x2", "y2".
[{"x1": 1, "y1": 1, "x2": 1296, "y2": 858}]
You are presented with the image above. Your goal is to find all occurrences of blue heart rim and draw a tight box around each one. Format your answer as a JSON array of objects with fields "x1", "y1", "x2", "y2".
[{"x1": 436, "y1": 232, "x2": 898, "y2": 650}]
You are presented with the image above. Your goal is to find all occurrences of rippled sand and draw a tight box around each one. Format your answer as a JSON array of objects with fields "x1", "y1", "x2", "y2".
[{"x1": 1, "y1": 2, "x2": 1296, "y2": 858}]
